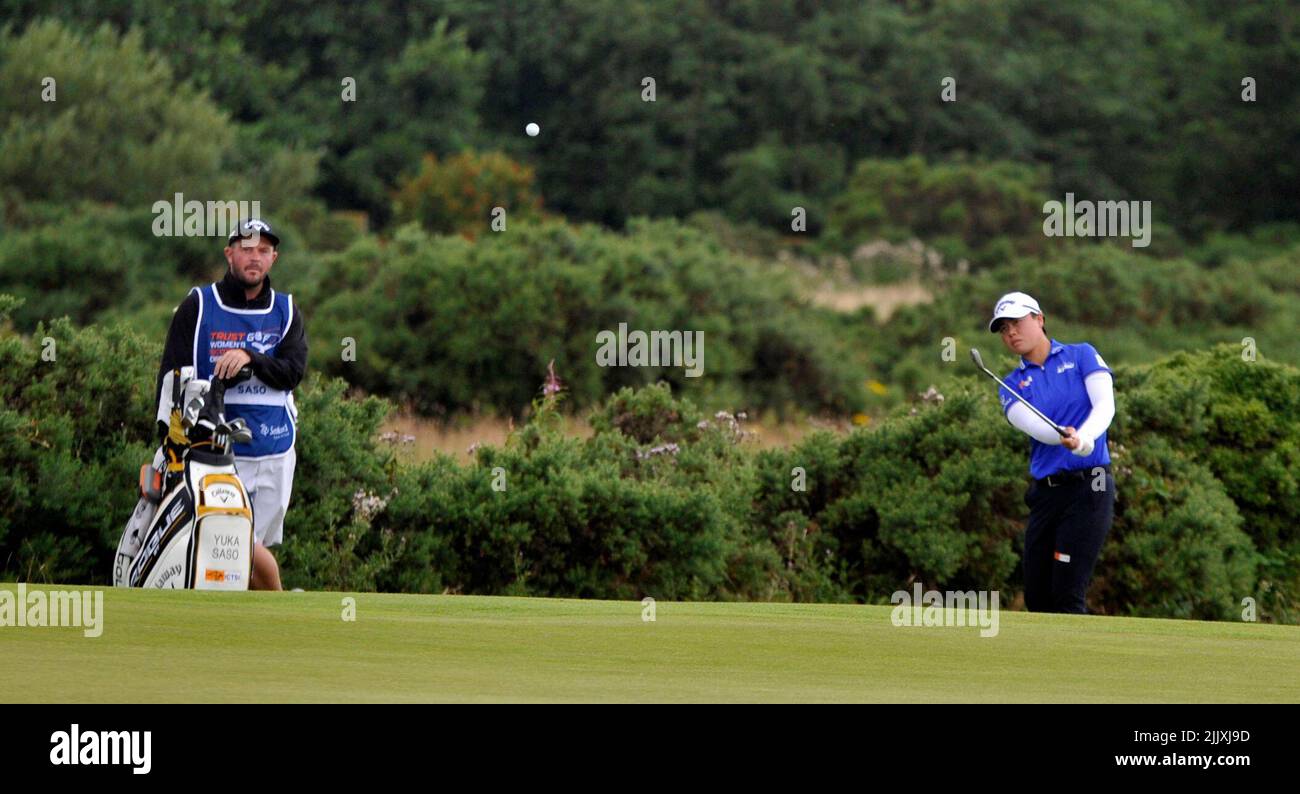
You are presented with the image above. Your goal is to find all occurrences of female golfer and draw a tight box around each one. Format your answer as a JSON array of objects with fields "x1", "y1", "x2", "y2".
[{"x1": 987, "y1": 292, "x2": 1115, "y2": 614}]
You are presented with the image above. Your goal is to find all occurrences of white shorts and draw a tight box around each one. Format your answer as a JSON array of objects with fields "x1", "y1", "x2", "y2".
[{"x1": 234, "y1": 448, "x2": 296, "y2": 547}]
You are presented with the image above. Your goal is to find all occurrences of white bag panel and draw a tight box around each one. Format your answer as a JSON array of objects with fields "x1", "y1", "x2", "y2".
[
  {"x1": 192, "y1": 513, "x2": 254, "y2": 591},
  {"x1": 112, "y1": 495, "x2": 158, "y2": 587}
]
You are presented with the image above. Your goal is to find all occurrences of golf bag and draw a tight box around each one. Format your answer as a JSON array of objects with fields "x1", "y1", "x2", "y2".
[{"x1": 112, "y1": 366, "x2": 257, "y2": 590}]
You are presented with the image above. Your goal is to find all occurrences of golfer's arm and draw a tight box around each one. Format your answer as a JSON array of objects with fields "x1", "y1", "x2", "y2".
[
  {"x1": 1006, "y1": 402, "x2": 1064, "y2": 444},
  {"x1": 246, "y1": 307, "x2": 307, "y2": 391},
  {"x1": 1076, "y1": 372, "x2": 1115, "y2": 442}
]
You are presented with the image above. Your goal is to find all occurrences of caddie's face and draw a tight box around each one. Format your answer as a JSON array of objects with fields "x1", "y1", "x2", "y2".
[
  {"x1": 224, "y1": 237, "x2": 278, "y2": 288},
  {"x1": 997, "y1": 313, "x2": 1045, "y2": 355}
]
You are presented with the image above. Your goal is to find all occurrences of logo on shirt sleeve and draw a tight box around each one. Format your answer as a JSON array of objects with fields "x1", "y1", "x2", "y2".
[{"x1": 1095, "y1": 353, "x2": 1108, "y2": 369}]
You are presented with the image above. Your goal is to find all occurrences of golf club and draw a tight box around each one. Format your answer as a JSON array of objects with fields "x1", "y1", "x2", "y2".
[{"x1": 969, "y1": 348, "x2": 1069, "y2": 437}]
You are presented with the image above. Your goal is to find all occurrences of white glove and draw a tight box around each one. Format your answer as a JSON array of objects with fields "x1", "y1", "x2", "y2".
[{"x1": 1070, "y1": 433, "x2": 1095, "y2": 457}]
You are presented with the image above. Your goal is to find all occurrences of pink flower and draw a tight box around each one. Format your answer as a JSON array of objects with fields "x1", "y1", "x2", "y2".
[{"x1": 542, "y1": 359, "x2": 563, "y2": 396}]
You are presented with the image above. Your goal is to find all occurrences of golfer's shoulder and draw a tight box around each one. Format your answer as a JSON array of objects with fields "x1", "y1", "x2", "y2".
[{"x1": 1060, "y1": 340, "x2": 1109, "y2": 370}]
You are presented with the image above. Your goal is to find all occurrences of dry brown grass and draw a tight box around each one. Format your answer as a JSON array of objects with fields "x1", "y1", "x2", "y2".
[
  {"x1": 810, "y1": 279, "x2": 933, "y2": 320},
  {"x1": 380, "y1": 412, "x2": 855, "y2": 463}
]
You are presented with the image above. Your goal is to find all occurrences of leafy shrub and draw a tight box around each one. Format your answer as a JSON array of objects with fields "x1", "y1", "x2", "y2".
[
  {"x1": 393, "y1": 150, "x2": 543, "y2": 238},
  {"x1": 276, "y1": 375, "x2": 400, "y2": 592},
  {"x1": 0, "y1": 304, "x2": 157, "y2": 583},
  {"x1": 824, "y1": 156, "x2": 1051, "y2": 268},
  {"x1": 3, "y1": 302, "x2": 1294, "y2": 624},
  {"x1": 373, "y1": 386, "x2": 777, "y2": 600},
  {"x1": 310, "y1": 218, "x2": 867, "y2": 417},
  {"x1": 0, "y1": 21, "x2": 233, "y2": 205}
]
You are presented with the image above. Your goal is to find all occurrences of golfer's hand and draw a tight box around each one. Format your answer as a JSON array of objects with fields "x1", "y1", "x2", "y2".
[
  {"x1": 213, "y1": 349, "x2": 252, "y2": 380},
  {"x1": 1063, "y1": 427, "x2": 1096, "y2": 456}
]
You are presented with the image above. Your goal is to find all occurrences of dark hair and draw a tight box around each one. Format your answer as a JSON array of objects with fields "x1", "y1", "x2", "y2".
[{"x1": 995, "y1": 313, "x2": 1046, "y2": 335}]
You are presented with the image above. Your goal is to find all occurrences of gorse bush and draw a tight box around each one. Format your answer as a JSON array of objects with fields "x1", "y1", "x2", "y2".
[
  {"x1": 307, "y1": 218, "x2": 867, "y2": 417},
  {"x1": 276, "y1": 375, "x2": 400, "y2": 592},
  {"x1": 0, "y1": 21, "x2": 232, "y2": 206},
  {"x1": 304, "y1": 356, "x2": 1289, "y2": 623},
  {"x1": 2, "y1": 300, "x2": 1295, "y2": 622},
  {"x1": 277, "y1": 352, "x2": 1298, "y2": 622},
  {"x1": 1113, "y1": 346, "x2": 1300, "y2": 621},
  {"x1": 824, "y1": 156, "x2": 1051, "y2": 268},
  {"x1": 371, "y1": 385, "x2": 774, "y2": 600},
  {"x1": 393, "y1": 150, "x2": 543, "y2": 238},
  {"x1": 865, "y1": 244, "x2": 1300, "y2": 403},
  {"x1": 0, "y1": 301, "x2": 157, "y2": 584}
]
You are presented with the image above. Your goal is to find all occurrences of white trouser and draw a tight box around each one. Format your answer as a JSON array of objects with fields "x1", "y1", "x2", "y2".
[{"x1": 233, "y1": 447, "x2": 297, "y2": 547}]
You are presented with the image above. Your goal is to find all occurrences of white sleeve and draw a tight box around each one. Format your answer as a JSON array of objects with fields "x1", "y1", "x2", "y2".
[
  {"x1": 1076, "y1": 371, "x2": 1115, "y2": 443},
  {"x1": 1006, "y1": 402, "x2": 1063, "y2": 445}
]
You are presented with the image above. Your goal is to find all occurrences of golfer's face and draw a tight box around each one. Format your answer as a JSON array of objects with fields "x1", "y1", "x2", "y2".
[
  {"x1": 225, "y1": 238, "x2": 277, "y2": 286},
  {"x1": 998, "y1": 314, "x2": 1042, "y2": 354}
]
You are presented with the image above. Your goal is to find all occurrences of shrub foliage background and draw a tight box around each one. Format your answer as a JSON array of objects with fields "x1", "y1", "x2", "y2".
[
  {"x1": 2, "y1": 5, "x2": 1297, "y2": 624},
  {"x1": 3, "y1": 296, "x2": 1294, "y2": 624}
]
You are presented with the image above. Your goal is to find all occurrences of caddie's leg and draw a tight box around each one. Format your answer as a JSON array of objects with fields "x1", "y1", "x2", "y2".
[{"x1": 251, "y1": 543, "x2": 282, "y2": 591}]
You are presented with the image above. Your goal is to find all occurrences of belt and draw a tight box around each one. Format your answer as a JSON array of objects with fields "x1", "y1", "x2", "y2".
[{"x1": 1037, "y1": 465, "x2": 1110, "y2": 488}]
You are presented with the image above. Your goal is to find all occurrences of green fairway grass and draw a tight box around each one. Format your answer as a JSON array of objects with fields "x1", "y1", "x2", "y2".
[{"x1": 3, "y1": 585, "x2": 1297, "y2": 703}]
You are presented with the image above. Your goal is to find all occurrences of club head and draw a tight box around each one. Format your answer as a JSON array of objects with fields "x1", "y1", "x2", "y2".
[
  {"x1": 182, "y1": 397, "x2": 204, "y2": 428},
  {"x1": 226, "y1": 418, "x2": 253, "y2": 445},
  {"x1": 970, "y1": 348, "x2": 986, "y2": 370}
]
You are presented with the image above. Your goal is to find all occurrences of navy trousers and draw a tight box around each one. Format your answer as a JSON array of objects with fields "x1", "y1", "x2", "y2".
[{"x1": 1023, "y1": 467, "x2": 1115, "y2": 614}]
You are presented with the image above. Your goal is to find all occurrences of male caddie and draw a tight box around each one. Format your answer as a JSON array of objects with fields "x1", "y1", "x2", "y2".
[
  {"x1": 986, "y1": 292, "x2": 1115, "y2": 614},
  {"x1": 155, "y1": 219, "x2": 307, "y2": 590}
]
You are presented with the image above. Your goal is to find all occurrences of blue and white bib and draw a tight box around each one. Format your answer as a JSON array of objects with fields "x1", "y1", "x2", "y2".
[{"x1": 193, "y1": 284, "x2": 297, "y2": 458}]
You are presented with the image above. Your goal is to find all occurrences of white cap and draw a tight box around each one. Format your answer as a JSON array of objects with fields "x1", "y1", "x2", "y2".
[{"x1": 988, "y1": 291, "x2": 1042, "y2": 332}]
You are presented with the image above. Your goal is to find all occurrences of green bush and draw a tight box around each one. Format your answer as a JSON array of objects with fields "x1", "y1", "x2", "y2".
[
  {"x1": 0, "y1": 21, "x2": 233, "y2": 206},
  {"x1": 824, "y1": 156, "x2": 1051, "y2": 268},
  {"x1": 867, "y1": 244, "x2": 1300, "y2": 402},
  {"x1": 393, "y1": 150, "x2": 543, "y2": 238},
  {"x1": 3, "y1": 298, "x2": 1294, "y2": 624},
  {"x1": 1093, "y1": 436, "x2": 1257, "y2": 620},
  {"x1": 753, "y1": 383, "x2": 1027, "y2": 602},
  {"x1": 309, "y1": 218, "x2": 867, "y2": 417},
  {"x1": 0, "y1": 304, "x2": 157, "y2": 583},
  {"x1": 276, "y1": 375, "x2": 401, "y2": 592},
  {"x1": 0, "y1": 203, "x2": 213, "y2": 330},
  {"x1": 0, "y1": 201, "x2": 333, "y2": 332},
  {"x1": 373, "y1": 386, "x2": 774, "y2": 600},
  {"x1": 1114, "y1": 346, "x2": 1300, "y2": 621}
]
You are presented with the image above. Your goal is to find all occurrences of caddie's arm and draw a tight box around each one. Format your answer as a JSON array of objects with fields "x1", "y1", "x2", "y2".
[
  {"x1": 155, "y1": 291, "x2": 200, "y2": 441},
  {"x1": 244, "y1": 306, "x2": 308, "y2": 391}
]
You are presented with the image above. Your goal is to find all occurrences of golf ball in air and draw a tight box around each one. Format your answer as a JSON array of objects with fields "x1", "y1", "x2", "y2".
[{"x1": 526, "y1": 122, "x2": 540, "y2": 137}]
